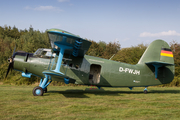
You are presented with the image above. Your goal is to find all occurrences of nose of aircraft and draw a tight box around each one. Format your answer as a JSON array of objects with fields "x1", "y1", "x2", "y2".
[{"x1": 5, "y1": 46, "x2": 16, "y2": 78}]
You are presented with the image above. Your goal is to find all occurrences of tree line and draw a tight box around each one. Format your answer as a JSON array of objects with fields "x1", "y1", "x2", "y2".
[{"x1": 0, "y1": 25, "x2": 179, "y2": 86}]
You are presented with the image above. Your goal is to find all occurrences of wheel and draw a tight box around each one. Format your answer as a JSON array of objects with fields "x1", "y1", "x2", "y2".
[
  {"x1": 144, "y1": 90, "x2": 148, "y2": 94},
  {"x1": 32, "y1": 86, "x2": 44, "y2": 96},
  {"x1": 44, "y1": 87, "x2": 47, "y2": 93}
]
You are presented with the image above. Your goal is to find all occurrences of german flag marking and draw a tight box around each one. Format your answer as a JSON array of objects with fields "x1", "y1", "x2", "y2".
[{"x1": 160, "y1": 48, "x2": 173, "y2": 57}]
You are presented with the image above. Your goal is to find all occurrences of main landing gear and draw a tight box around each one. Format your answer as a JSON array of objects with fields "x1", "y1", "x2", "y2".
[
  {"x1": 129, "y1": 87, "x2": 148, "y2": 94},
  {"x1": 32, "y1": 75, "x2": 52, "y2": 96},
  {"x1": 144, "y1": 87, "x2": 148, "y2": 94}
]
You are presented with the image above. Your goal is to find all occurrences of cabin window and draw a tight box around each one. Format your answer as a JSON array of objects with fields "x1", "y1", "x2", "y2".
[{"x1": 89, "y1": 64, "x2": 101, "y2": 84}]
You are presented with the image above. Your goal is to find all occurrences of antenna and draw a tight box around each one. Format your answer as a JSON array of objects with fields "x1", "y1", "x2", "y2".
[{"x1": 109, "y1": 54, "x2": 115, "y2": 60}]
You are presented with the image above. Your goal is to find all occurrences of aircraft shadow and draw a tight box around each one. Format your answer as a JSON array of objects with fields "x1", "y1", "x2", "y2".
[
  {"x1": 149, "y1": 90, "x2": 180, "y2": 94},
  {"x1": 47, "y1": 89, "x2": 122, "y2": 98},
  {"x1": 46, "y1": 88, "x2": 180, "y2": 98}
]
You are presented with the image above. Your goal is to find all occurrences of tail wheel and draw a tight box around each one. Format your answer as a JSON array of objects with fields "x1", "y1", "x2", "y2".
[
  {"x1": 144, "y1": 90, "x2": 148, "y2": 94},
  {"x1": 32, "y1": 86, "x2": 44, "y2": 96}
]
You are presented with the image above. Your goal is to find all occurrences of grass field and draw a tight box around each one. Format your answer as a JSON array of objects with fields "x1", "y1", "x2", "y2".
[{"x1": 0, "y1": 85, "x2": 180, "y2": 120}]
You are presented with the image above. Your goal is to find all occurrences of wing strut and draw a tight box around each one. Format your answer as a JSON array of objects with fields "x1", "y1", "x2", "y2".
[
  {"x1": 152, "y1": 64, "x2": 162, "y2": 80},
  {"x1": 53, "y1": 42, "x2": 73, "y2": 74}
]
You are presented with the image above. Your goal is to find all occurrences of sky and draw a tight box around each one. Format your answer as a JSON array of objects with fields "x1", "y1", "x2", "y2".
[{"x1": 0, "y1": 0, "x2": 180, "y2": 48}]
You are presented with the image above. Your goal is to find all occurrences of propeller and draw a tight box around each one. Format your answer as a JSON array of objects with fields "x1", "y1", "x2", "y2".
[{"x1": 5, "y1": 46, "x2": 16, "y2": 78}]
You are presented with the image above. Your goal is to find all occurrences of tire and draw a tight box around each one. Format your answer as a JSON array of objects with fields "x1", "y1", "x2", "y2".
[
  {"x1": 144, "y1": 90, "x2": 148, "y2": 94},
  {"x1": 32, "y1": 86, "x2": 44, "y2": 96}
]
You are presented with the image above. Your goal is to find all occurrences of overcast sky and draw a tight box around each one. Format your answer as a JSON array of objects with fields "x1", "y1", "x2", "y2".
[{"x1": 0, "y1": 0, "x2": 180, "y2": 48}]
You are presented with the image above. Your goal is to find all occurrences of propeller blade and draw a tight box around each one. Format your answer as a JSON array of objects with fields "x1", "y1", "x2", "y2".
[
  {"x1": 5, "y1": 63, "x2": 12, "y2": 78},
  {"x1": 5, "y1": 45, "x2": 16, "y2": 79},
  {"x1": 12, "y1": 45, "x2": 16, "y2": 57}
]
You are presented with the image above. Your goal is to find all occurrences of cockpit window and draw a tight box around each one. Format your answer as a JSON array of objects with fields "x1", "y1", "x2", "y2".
[
  {"x1": 46, "y1": 51, "x2": 54, "y2": 56},
  {"x1": 34, "y1": 48, "x2": 55, "y2": 58},
  {"x1": 41, "y1": 51, "x2": 47, "y2": 55},
  {"x1": 34, "y1": 48, "x2": 42, "y2": 55}
]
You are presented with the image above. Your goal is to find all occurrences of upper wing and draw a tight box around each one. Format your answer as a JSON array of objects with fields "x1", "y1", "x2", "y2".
[{"x1": 47, "y1": 28, "x2": 92, "y2": 57}]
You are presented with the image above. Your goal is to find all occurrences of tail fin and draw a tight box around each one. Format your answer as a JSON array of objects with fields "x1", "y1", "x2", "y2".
[
  {"x1": 138, "y1": 39, "x2": 174, "y2": 65},
  {"x1": 138, "y1": 39, "x2": 174, "y2": 80}
]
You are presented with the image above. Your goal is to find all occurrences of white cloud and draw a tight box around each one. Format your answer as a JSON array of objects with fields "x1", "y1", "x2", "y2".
[
  {"x1": 139, "y1": 30, "x2": 180, "y2": 37},
  {"x1": 25, "y1": 6, "x2": 62, "y2": 12},
  {"x1": 57, "y1": 0, "x2": 69, "y2": 2}
]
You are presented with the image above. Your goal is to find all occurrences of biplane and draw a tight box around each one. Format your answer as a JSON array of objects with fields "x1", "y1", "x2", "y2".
[{"x1": 6, "y1": 29, "x2": 175, "y2": 96}]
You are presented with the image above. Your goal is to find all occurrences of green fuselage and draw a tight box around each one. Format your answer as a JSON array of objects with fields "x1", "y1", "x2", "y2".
[{"x1": 13, "y1": 52, "x2": 174, "y2": 87}]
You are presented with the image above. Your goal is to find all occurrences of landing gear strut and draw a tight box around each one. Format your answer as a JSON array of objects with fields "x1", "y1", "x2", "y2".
[{"x1": 32, "y1": 74, "x2": 52, "y2": 96}]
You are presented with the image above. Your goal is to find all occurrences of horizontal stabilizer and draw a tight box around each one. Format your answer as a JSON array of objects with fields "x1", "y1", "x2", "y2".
[
  {"x1": 145, "y1": 61, "x2": 174, "y2": 66},
  {"x1": 145, "y1": 61, "x2": 174, "y2": 79}
]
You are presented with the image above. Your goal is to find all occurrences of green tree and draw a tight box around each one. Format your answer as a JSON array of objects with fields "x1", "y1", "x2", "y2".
[
  {"x1": 112, "y1": 44, "x2": 147, "y2": 64},
  {"x1": 170, "y1": 41, "x2": 180, "y2": 77},
  {"x1": 17, "y1": 29, "x2": 50, "y2": 53},
  {"x1": 86, "y1": 40, "x2": 104, "y2": 57},
  {"x1": 0, "y1": 25, "x2": 50, "y2": 84},
  {"x1": 86, "y1": 40, "x2": 121, "y2": 59},
  {"x1": 103, "y1": 41, "x2": 120, "y2": 59}
]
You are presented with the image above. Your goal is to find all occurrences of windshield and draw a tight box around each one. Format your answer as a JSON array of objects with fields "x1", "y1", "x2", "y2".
[{"x1": 34, "y1": 48, "x2": 55, "y2": 58}]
